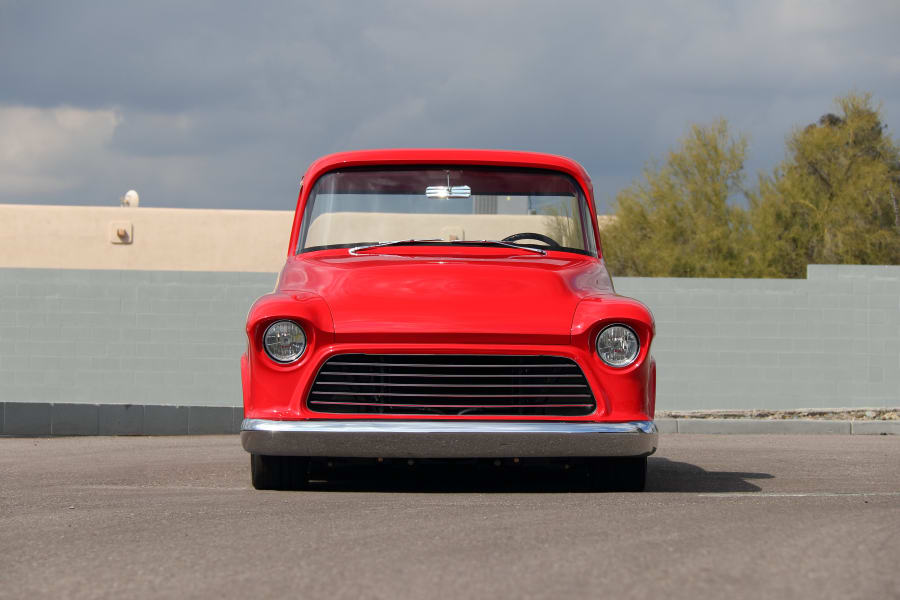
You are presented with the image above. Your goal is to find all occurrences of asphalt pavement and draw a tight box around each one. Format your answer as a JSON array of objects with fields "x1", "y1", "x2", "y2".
[{"x1": 1, "y1": 434, "x2": 898, "y2": 599}]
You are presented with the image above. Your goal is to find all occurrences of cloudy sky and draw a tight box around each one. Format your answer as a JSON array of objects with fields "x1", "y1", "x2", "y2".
[{"x1": 1, "y1": 0, "x2": 898, "y2": 213}]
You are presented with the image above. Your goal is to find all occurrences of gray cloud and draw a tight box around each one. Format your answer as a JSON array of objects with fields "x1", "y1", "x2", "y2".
[{"x1": 1, "y1": 0, "x2": 898, "y2": 212}]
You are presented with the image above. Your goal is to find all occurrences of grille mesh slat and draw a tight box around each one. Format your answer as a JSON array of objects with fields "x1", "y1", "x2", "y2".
[
  {"x1": 318, "y1": 371, "x2": 585, "y2": 378},
  {"x1": 315, "y1": 382, "x2": 587, "y2": 388},
  {"x1": 307, "y1": 354, "x2": 596, "y2": 416}
]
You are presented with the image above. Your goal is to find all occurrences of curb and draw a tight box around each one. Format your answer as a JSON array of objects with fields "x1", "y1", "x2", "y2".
[
  {"x1": 849, "y1": 420, "x2": 900, "y2": 435},
  {"x1": 656, "y1": 417, "x2": 898, "y2": 435},
  {"x1": 0, "y1": 403, "x2": 897, "y2": 436}
]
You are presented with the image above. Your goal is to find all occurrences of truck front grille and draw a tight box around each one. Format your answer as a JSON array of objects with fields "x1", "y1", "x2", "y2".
[{"x1": 307, "y1": 354, "x2": 595, "y2": 416}]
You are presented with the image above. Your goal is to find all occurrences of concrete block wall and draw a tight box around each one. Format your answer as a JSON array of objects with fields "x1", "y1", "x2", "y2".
[
  {"x1": 615, "y1": 265, "x2": 900, "y2": 411},
  {"x1": 0, "y1": 265, "x2": 898, "y2": 429},
  {"x1": 0, "y1": 269, "x2": 275, "y2": 408}
]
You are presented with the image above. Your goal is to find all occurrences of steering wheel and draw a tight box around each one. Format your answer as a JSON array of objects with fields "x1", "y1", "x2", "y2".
[{"x1": 501, "y1": 232, "x2": 562, "y2": 249}]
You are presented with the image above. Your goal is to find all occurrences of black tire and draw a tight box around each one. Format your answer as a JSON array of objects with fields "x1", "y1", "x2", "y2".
[
  {"x1": 250, "y1": 454, "x2": 311, "y2": 490},
  {"x1": 582, "y1": 456, "x2": 647, "y2": 492}
]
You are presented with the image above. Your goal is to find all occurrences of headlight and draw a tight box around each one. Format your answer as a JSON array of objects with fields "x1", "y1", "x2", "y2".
[
  {"x1": 596, "y1": 324, "x2": 639, "y2": 368},
  {"x1": 263, "y1": 320, "x2": 307, "y2": 363}
]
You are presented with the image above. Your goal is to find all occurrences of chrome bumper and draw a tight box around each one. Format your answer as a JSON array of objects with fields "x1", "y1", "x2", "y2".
[{"x1": 240, "y1": 419, "x2": 658, "y2": 458}]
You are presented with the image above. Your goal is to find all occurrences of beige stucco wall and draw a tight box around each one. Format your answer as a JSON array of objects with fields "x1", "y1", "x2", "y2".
[
  {"x1": 0, "y1": 204, "x2": 614, "y2": 272},
  {"x1": 0, "y1": 204, "x2": 295, "y2": 272}
]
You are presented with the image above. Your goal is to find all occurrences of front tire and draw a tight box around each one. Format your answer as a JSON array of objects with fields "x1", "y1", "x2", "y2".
[{"x1": 250, "y1": 454, "x2": 310, "y2": 490}]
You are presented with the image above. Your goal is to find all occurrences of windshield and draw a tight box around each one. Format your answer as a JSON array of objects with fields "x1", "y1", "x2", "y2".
[{"x1": 297, "y1": 167, "x2": 596, "y2": 256}]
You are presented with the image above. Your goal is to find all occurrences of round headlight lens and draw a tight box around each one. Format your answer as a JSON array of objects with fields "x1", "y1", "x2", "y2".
[
  {"x1": 596, "y1": 324, "x2": 640, "y2": 368},
  {"x1": 263, "y1": 320, "x2": 306, "y2": 363}
]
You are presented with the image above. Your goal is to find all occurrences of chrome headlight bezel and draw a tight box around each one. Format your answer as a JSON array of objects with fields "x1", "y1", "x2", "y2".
[
  {"x1": 262, "y1": 320, "x2": 307, "y2": 364},
  {"x1": 595, "y1": 323, "x2": 640, "y2": 368}
]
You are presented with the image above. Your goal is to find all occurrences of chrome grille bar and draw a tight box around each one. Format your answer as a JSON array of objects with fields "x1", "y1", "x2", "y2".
[
  {"x1": 315, "y1": 382, "x2": 587, "y2": 388},
  {"x1": 310, "y1": 392, "x2": 592, "y2": 398},
  {"x1": 325, "y1": 361, "x2": 580, "y2": 368},
  {"x1": 309, "y1": 401, "x2": 595, "y2": 409}
]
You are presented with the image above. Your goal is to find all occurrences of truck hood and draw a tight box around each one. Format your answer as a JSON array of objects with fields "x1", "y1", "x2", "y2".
[{"x1": 277, "y1": 250, "x2": 614, "y2": 344}]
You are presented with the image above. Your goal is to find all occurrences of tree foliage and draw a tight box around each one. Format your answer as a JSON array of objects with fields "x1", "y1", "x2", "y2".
[
  {"x1": 601, "y1": 119, "x2": 753, "y2": 277},
  {"x1": 749, "y1": 93, "x2": 900, "y2": 277},
  {"x1": 602, "y1": 93, "x2": 900, "y2": 278}
]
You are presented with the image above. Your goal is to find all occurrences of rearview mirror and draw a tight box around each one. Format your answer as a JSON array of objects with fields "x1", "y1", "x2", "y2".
[{"x1": 425, "y1": 185, "x2": 471, "y2": 199}]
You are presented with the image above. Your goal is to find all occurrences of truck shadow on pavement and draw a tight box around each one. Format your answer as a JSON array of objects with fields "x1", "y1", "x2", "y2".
[
  {"x1": 645, "y1": 458, "x2": 772, "y2": 493},
  {"x1": 302, "y1": 457, "x2": 772, "y2": 493}
]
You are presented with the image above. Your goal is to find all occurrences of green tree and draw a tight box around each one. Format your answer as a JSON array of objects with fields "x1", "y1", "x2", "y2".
[
  {"x1": 602, "y1": 119, "x2": 753, "y2": 277},
  {"x1": 750, "y1": 93, "x2": 900, "y2": 278}
]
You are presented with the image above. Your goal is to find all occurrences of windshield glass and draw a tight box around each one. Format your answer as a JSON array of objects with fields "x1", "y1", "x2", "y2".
[{"x1": 297, "y1": 167, "x2": 596, "y2": 255}]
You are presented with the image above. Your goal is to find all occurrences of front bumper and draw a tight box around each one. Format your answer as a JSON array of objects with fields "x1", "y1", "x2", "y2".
[{"x1": 240, "y1": 419, "x2": 658, "y2": 458}]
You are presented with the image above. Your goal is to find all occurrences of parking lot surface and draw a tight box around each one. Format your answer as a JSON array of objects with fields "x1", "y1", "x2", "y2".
[{"x1": 1, "y1": 434, "x2": 898, "y2": 599}]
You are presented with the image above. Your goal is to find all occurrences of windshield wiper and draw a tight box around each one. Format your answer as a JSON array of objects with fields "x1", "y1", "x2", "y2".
[
  {"x1": 348, "y1": 239, "x2": 441, "y2": 255},
  {"x1": 448, "y1": 239, "x2": 546, "y2": 255}
]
